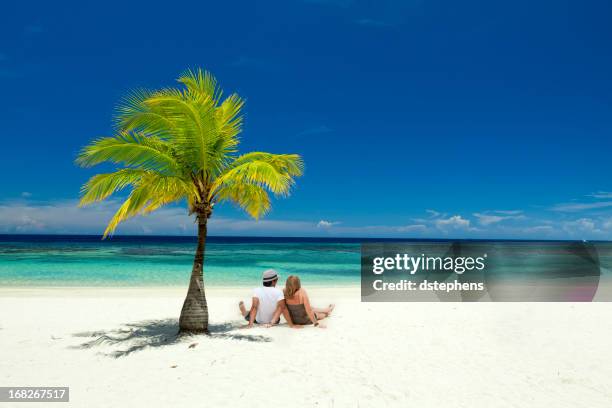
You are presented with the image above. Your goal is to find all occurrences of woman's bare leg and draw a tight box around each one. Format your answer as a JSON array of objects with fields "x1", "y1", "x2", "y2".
[
  {"x1": 313, "y1": 304, "x2": 335, "y2": 320},
  {"x1": 314, "y1": 311, "x2": 326, "y2": 320},
  {"x1": 313, "y1": 304, "x2": 335, "y2": 315}
]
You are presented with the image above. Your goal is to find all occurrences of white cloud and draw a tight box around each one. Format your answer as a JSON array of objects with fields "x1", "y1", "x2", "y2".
[
  {"x1": 209, "y1": 217, "x2": 315, "y2": 235},
  {"x1": 0, "y1": 199, "x2": 322, "y2": 236},
  {"x1": 523, "y1": 225, "x2": 555, "y2": 234},
  {"x1": 317, "y1": 220, "x2": 339, "y2": 228},
  {"x1": 493, "y1": 210, "x2": 523, "y2": 215},
  {"x1": 425, "y1": 209, "x2": 445, "y2": 218},
  {"x1": 395, "y1": 224, "x2": 427, "y2": 233},
  {"x1": 590, "y1": 191, "x2": 612, "y2": 199},
  {"x1": 562, "y1": 218, "x2": 601, "y2": 235},
  {"x1": 416, "y1": 212, "x2": 474, "y2": 233},
  {"x1": 20, "y1": 192, "x2": 32, "y2": 198},
  {"x1": 434, "y1": 215, "x2": 470, "y2": 230},
  {"x1": 318, "y1": 223, "x2": 428, "y2": 236},
  {"x1": 0, "y1": 198, "x2": 433, "y2": 238},
  {"x1": 473, "y1": 213, "x2": 504, "y2": 226},
  {"x1": 551, "y1": 201, "x2": 612, "y2": 212},
  {"x1": 473, "y1": 211, "x2": 524, "y2": 226},
  {"x1": 0, "y1": 199, "x2": 191, "y2": 235},
  {"x1": 5, "y1": 197, "x2": 612, "y2": 240}
]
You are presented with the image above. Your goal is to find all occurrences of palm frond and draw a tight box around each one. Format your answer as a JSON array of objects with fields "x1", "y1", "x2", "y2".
[
  {"x1": 229, "y1": 152, "x2": 304, "y2": 176},
  {"x1": 178, "y1": 68, "x2": 222, "y2": 103},
  {"x1": 211, "y1": 153, "x2": 303, "y2": 199},
  {"x1": 214, "y1": 183, "x2": 271, "y2": 219},
  {"x1": 211, "y1": 93, "x2": 244, "y2": 164},
  {"x1": 79, "y1": 168, "x2": 148, "y2": 206},
  {"x1": 102, "y1": 173, "x2": 195, "y2": 237},
  {"x1": 75, "y1": 131, "x2": 178, "y2": 174},
  {"x1": 115, "y1": 89, "x2": 176, "y2": 135},
  {"x1": 146, "y1": 89, "x2": 218, "y2": 172}
]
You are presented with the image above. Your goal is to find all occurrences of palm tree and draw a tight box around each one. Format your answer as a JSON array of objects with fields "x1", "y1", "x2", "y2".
[{"x1": 76, "y1": 68, "x2": 303, "y2": 333}]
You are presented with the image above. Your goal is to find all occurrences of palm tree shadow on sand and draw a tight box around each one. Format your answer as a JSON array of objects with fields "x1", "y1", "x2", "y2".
[{"x1": 71, "y1": 318, "x2": 271, "y2": 358}]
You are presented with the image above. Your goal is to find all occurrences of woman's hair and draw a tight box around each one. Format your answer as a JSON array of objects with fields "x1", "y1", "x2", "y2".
[{"x1": 285, "y1": 275, "x2": 301, "y2": 298}]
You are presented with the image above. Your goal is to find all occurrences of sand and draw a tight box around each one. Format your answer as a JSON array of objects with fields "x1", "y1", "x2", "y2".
[{"x1": 1, "y1": 286, "x2": 612, "y2": 407}]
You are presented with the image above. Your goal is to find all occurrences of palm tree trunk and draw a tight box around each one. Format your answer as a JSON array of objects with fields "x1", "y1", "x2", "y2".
[{"x1": 179, "y1": 213, "x2": 209, "y2": 333}]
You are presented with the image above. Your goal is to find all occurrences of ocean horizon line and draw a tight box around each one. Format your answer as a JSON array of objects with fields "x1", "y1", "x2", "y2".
[{"x1": 0, "y1": 233, "x2": 610, "y2": 244}]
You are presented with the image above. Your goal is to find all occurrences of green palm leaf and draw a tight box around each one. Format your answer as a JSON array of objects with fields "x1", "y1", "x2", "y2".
[
  {"x1": 100, "y1": 173, "x2": 195, "y2": 237},
  {"x1": 214, "y1": 183, "x2": 271, "y2": 219},
  {"x1": 76, "y1": 131, "x2": 178, "y2": 174}
]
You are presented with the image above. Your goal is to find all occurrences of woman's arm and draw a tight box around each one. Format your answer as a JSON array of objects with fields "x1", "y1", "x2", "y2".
[{"x1": 302, "y1": 290, "x2": 319, "y2": 327}]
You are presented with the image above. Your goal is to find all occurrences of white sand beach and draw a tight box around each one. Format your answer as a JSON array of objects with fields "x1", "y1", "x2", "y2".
[{"x1": 2, "y1": 286, "x2": 612, "y2": 407}]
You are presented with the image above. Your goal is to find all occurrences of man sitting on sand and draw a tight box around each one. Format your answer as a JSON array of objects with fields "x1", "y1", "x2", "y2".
[{"x1": 239, "y1": 269, "x2": 295, "y2": 328}]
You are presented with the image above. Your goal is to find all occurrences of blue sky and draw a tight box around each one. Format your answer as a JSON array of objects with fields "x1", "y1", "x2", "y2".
[{"x1": 1, "y1": 0, "x2": 611, "y2": 239}]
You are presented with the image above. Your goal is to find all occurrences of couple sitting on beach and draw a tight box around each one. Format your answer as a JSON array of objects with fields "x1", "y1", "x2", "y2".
[{"x1": 239, "y1": 269, "x2": 334, "y2": 329}]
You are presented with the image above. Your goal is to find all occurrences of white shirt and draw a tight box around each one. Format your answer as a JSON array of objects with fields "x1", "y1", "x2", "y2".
[{"x1": 252, "y1": 286, "x2": 284, "y2": 324}]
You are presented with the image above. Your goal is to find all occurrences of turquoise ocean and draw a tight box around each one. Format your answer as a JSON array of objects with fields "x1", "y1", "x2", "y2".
[
  {"x1": 0, "y1": 235, "x2": 361, "y2": 287},
  {"x1": 2, "y1": 235, "x2": 612, "y2": 289}
]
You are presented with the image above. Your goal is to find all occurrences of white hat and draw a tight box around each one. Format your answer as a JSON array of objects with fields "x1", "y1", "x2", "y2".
[{"x1": 262, "y1": 269, "x2": 279, "y2": 283}]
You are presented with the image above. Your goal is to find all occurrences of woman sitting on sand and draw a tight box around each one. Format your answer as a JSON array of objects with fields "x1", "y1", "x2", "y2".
[{"x1": 284, "y1": 275, "x2": 334, "y2": 327}]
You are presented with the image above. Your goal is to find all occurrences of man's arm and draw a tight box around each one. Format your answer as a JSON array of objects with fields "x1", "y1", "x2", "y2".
[
  {"x1": 247, "y1": 297, "x2": 259, "y2": 328},
  {"x1": 268, "y1": 300, "x2": 285, "y2": 326}
]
